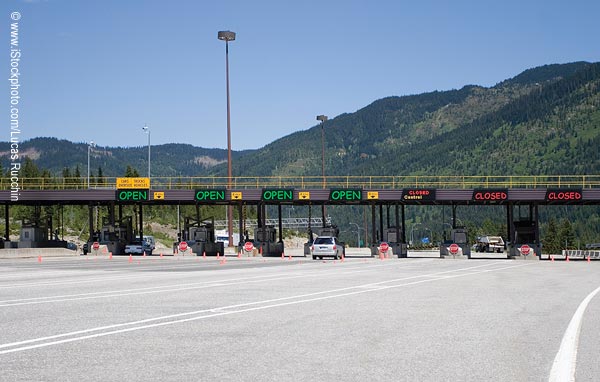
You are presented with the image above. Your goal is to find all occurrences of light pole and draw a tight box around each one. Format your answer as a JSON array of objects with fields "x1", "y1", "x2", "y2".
[
  {"x1": 316, "y1": 115, "x2": 328, "y2": 188},
  {"x1": 87, "y1": 141, "x2": 95, "y2": 189},
  {"x1": 142, "y1": 124, "x2": 150, "y2": 178},
  {"x1": 218, "y1": 30, "x2": 236, "y2": 247},
  {"x1": 316, "y1": 115, "x2": 328, "y2": 227},
  {"x1": 350, "y1": 222, "x2": 361, "y2": 248},
  {"x1": 410, "y1": 223, "x2": 423, "y2": 247}
]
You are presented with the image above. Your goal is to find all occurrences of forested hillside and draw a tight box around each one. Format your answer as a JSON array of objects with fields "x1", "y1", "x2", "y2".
[
  {"x1": 0, "y1": 138, "x2": 253, "y2": 178},
  {"x1": 1, "y1": 62, "x2": 599, "y2": 247},
  {"x1": 221, "y1": 61, "x2": 599, "y2": 177}
]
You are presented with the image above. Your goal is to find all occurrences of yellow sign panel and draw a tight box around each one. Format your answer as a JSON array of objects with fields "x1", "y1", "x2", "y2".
[
  {"x1": 116, "y1": 177, "x2": 150, "y2": 189},
  {"x1": 153, "y1": 192, "x2": 165, "y2": 200},
  {"x1": 231, "y1": 191, "x2": 243, "y2": 200},
  {"x1": 367, "y1": 191, "x2": 379, "y2": 200},
  {"x1": 299, "y1": 191, "x2": 310, "y2": 200}
]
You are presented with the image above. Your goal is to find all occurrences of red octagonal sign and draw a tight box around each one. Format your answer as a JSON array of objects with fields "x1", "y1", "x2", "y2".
[
  {"x1": 449, "y1": 243, "x2": 460, "y2": 254},
  {"x1": 244, "y1": 242, "x2": 254, "y2": 252},
  {"x1": 380, "y1": 242, "x2": 389, "y2": 252},
  {"x1": 520, "y1": 244, "x2": 531, "y2": 255},
  {"x1": 92, "y1": 242, "x2": 100, "y2": 250},
  {"x1": 178, "y1": 241, "x2": 188, "y2": 252}
]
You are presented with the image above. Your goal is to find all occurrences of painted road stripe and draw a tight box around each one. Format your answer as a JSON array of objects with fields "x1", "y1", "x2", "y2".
[
  {"x1": 0, "y1": 262, "x2": 532, "y2": 354},
  {"x1": 548, "y1": 285, "x2": 600, "y2": 382}
]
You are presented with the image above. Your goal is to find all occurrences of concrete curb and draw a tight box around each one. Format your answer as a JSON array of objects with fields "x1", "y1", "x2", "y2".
[{"x1": 0, "y1": 248, "x2": 80, "y2": 259}]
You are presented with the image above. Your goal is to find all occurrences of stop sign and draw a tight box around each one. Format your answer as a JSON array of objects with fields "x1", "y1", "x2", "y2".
[
  {"x1": 520, "y1": 244, "x2": 531, "y2": 255},
  {"x1": 380, "y1": 242, "x2": 389, "y2": 252},
  {"x1": 92, "y1": 242, "x2": 100, "y2": 250},
  {"x1": 178, "y1": 241, "x2": 188, "y2": 252},
  {"x1": 449, "y1": 243, "x2": 460, "y2": 254},
  {"x1": 244, "y1": 242, "x2": 254, "y2": 252}
]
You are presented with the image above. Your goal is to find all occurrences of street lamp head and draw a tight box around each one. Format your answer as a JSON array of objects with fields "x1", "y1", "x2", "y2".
[
  {"x1": 316, "y1": 115, "x2": 328, "y2": 122},
  {"x1": 142, "y1": 124, "x2": 149, "y2": 133},
  {"x1": 88, "y1": 140, "x2": 95, "y2": 147},
  {"x1": 218, "y1": 31, "x2": 236, "y2": 42}
]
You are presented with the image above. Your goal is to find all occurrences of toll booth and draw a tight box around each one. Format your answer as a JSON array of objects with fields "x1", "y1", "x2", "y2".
[
  {"x1": 508, "y1": 219, "x2": 541, "y2": 258},
  {"x1": 183, "y1": 217, "x2": 224, "y2": 256},
  {"x1": 93, "y1": 216, "x2": 133, "y2": 255},
  {"x1": 18, "y1": 215, "x2": 68, "y2": 249},
  {"x1": 440, "y1": 228, "x2": 471, "y2": 258},
  {"x1": 369, "y1": 204, "x2": 408, "y2": 258},
  {"x1": 254, "y1": 203, "x2": 285, "y2": 257},
  {"x1": 254, "y1": 226, "x2": 284, "y2": 257},
  {"x1": 383, "y1": 227, "x2": 408, "y2": 258},
  {"x1": 507, "y1": 204, "x2": 541, "y2": 258}
]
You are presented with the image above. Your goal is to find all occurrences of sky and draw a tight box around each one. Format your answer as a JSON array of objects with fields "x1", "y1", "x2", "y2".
[{"x1": 3, "y1": 0, "x2": 600, "y2": 151}]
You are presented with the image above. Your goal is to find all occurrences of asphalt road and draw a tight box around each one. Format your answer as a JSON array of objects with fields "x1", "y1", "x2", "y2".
[{"x1": 1, "y1": 251, "x2": 599, "y2": 382}]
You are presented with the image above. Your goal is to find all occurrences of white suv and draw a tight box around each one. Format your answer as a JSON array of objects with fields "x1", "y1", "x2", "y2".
[{"x1": 311, "y1": 236, "x2": 344, "y2": 260}]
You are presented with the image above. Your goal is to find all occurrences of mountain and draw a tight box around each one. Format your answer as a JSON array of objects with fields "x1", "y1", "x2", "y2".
[
  {"x1": 1, "y1": 61, "x2": 598, "y2": 179},
  {"x1": 0, "y1": 138, "x2": 254, "y2": 177},
  {"x1": 219, "y1": 61, "x2": 599, "y2": 177}
]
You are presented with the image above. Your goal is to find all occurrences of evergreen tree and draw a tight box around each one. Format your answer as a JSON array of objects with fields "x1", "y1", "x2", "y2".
[
  {"x1": 62, "y1": 167, "x2": 71, "y2": 179},
  {"x1": 124, "y1": 165, "x2": 140, "y2": 177},
  {"x1": 559, "y1": 219, "x2": 576, "y2": 250},
  {"x1": 544, "y1": 218, "x2": 559, "y2": 254},
  {"x1": 97, "y1": 167, "x2": 104, "y2": 185}
]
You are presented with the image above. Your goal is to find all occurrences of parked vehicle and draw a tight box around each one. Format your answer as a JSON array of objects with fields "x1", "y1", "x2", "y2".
[
  {"x1": 125, "y1": 235, "x2": 155, "y2": 256},
  {"x1": 475, "y1": 236, "x2": 505, "y2": 253},
  {"x1": 311, "y1": 236, "x2": 344, "y2": 260}
]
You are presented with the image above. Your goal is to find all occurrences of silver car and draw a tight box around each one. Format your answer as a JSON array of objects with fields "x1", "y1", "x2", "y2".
[{"x1": 311, "y1": 236, "x2": 344, "y2": 260}]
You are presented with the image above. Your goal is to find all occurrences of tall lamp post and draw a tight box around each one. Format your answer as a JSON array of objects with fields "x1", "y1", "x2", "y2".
[
  {"x1": 349, "y1": 222, "x2": 361, "y2": 248},
  {"x1": 218, "y1": 30, "x2": 236, "y2": 247},
  {"x1": 316, "y1": 115, "x2": 328, "y2": 226},
  {"x1": 87, "y1": 141, "x2": 95, "y2": 189},
  {"x1": 142, "y1": 124, "x2": 150, "y2": 178},
  {"x1": 316, "y1": 115, "x2": 328, "y2": 188}
]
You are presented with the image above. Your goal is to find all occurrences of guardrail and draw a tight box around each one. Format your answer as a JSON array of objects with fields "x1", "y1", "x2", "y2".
[{"x1": 2, "y1": 175, "x2": 600, "y2": 190}]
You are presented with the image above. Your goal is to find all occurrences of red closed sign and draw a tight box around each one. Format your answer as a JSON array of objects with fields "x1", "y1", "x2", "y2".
[
  {"x1": 520, "y1": 244, "x2": 531, "y2": 255},
  {"x1": 380, "y1": 242, "x2": 389, "y2": 252},
  {"x1": 244, "y1": 242, "x2": 254, "y2": 252},
  {"x1": 545, "y1": 188, "x2": 583, "y2": 202},
  {"x1": 92, "y1": 242, "x2": 100, "y2": 250},
  {"x1": 178, "y1": 241, "x2": 188, "y2": 251},
  {"x1": 473, "y1": 189, "x2": 508, "y2": 202},
  {"x1": 449, "y1": 243, "x2": 460, "y2": 254}
]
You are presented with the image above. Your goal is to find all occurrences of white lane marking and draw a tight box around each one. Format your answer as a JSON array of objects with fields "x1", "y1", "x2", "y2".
[
  {"x1": 0, "y1": 259, "x2": 501, "y2": 306},
  {"x1": 548, "y1": 285, "x2": 600, "y2": 382},
  {"x1": 0, "y1": 257, "x2": 390, "y2": 288},
  {"x1": 0, "y1": 267, "x2": 375, "y2": 307},
  {"x1": 0, "y1": 262, "x2": 533, "y2": 354}
]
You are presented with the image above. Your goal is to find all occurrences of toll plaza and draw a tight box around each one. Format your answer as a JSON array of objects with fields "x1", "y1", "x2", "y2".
[{"x1": 1, "y1": 175, "x2": 600, "y2": 259}]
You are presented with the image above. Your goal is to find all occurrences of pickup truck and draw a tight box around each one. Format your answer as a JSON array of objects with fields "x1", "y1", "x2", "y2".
[
  {"x1": 475, "y1": 236, "x2": 505, "y2": 253},
  {"x1": 125, "y1": 236, "x2": 155, "y2": 256}
]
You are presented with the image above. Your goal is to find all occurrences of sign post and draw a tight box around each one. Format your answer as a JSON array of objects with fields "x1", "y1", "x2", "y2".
[
  {"x1": 178, "y1": 241, "x2": 188, "y2": 255},
  {"x1": 379, "y1": 242, "x2": 390, "y2": 259},
  {"x1": 519, "y1": 244, "x2": 531, "y2": 256},
  {"x1": 243, "y1": 241, "x2": 254, "y2": 256},
  {"x1": 449, "y1": 243, "x2": 460, "y2": 257}
]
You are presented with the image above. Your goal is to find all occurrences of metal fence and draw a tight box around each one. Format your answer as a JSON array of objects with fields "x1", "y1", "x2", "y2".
[{"x1": 2, "y1": 175, "x2": 600, "y2": 191}]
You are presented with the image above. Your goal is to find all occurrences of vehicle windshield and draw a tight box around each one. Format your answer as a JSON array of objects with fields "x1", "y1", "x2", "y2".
[{"x1": 314, "y1": 237, "x2": 334, "y2": 245}]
